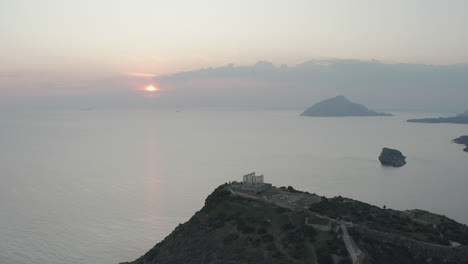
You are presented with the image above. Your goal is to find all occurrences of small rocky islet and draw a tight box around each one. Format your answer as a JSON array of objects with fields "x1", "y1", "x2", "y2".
[{"x1": 379, "y1": 148, "x2": 406, "y2": 167}]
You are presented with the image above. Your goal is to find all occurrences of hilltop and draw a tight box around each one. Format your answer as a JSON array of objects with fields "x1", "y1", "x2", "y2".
[
  {"x1": 122, "y1": 183, "x2": 468, "y2": 264},
  {"x1": 301, "y1": 96, "x2": 392, "y2": 117}
]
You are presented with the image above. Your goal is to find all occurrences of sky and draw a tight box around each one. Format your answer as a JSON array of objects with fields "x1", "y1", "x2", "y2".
[{"x1": 1, "y1": 0, "x2": 468, "y2": 110}]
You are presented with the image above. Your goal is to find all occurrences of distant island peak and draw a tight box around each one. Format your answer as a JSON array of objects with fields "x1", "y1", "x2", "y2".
[{"x1": 301, "y1": 96, "x2": 393, "y2": 117}]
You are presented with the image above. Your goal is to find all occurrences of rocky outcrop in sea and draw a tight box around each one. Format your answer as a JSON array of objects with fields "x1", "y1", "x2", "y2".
[{"x1": 379, "y1": 148, "x2": 406, "y2": 167}]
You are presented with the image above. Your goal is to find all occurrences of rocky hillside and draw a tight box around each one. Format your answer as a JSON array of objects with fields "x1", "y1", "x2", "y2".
[{"x1": 122, "y1": 183, "x2": 468, "y2": 264}]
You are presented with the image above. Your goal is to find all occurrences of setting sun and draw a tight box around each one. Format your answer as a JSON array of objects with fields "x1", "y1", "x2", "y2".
[{"x1": 145, "y1": 85, "x2": 158, "y2": 92}]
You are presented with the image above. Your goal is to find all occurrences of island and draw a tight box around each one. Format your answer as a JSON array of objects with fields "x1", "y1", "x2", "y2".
[
  {"x1": 379, "y1": 148, "x2": 407, "y2": 167},
  {"x1": 300, "y1": 96, "x2": 392, "y2": 117},
  {"x1": 453, "y1": 136, "x2": 468, "y2": 152},
  {"x1": 121, "y1": 173, "x2": 468, "y2": 264},
  {"x1": 407, "y1": 110, "x2": 468, "y2": 124}
]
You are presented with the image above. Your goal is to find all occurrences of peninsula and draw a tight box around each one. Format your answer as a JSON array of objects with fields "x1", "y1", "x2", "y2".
[
  {"x1": 301, "y1": 96, "x2": 392, "y2": 117},
  {"x1": 453, "y1": 136, "x2": 468, "y2": 152},
  {"x1": 407, "y1": 110, "x2": 468, "y2": 124},
  {"x1": 122, "y1": 173, "x2": 468, "y2": 264}
]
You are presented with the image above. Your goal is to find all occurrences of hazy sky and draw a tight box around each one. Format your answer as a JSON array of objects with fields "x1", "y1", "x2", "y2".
[{"x1": 1, "y1": 0, "x2": 467, "y2": 109}]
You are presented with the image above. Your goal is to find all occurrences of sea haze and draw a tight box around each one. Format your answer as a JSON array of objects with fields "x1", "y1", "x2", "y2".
[{"x1": 0, "y1": 109, "x2": 467, "y2": 264}]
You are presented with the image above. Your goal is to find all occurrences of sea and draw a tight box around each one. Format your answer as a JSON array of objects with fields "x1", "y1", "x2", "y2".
[{"x1": 0, "y1": 109, "x2": 467, "y2": 264}]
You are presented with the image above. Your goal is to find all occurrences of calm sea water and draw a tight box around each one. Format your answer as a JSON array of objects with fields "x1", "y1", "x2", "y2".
[{"x1": 0, "y1": 109, "x2": 467, "y2": 264}]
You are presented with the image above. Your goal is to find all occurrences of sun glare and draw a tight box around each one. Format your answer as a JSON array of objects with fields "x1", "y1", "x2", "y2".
[{"x1": 145, "y1": 85, "x2": 158, "y2": 92}]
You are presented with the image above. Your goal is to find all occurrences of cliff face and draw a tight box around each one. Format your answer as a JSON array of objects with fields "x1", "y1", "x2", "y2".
[
  {"x1": 122, "y1": 184, "x2": 468, "y2": 264},
  {"x1": 301, "y1": 96, "x2": 392, "y2": 117}
]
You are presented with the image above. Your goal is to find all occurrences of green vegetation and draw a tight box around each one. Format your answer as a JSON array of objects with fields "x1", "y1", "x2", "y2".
[
  {"x1": 309, "y1": 196, "x2": 468, "y2": 246},
  {"x1": 356, "y1": 235, "x2": 430, "y2": 264},
  {"x1": 126, "y1": 186, "x2": 329, "y2": 263},
  {"x1": 203, "y1": 191, "x2": 318, "y2": 262},
  {"x1": 278, "y1": 186, "x2": 309, "y2": 194},
  {"x1": 314, "y1": 231, "x2": 348, "y2": 263},
  {"x1": 411, "y1": 210, "x2": 468, "y2": 245}
]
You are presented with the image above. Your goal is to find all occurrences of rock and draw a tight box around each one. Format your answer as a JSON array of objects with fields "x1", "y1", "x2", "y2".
[{"x1": 379, "y1": 148, "x2": 406, "y2": 167}]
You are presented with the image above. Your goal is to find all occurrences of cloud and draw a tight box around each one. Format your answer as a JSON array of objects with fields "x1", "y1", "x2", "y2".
[
  {"x1": 154, "y1": 59, "x2": 468, "y2": 111},
  {"x1": 2, "y1": 60, "x2": 468, "y2": 111},
  {"x1": 124, "y1": 72, "x2": 156, "y2": 77}
]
